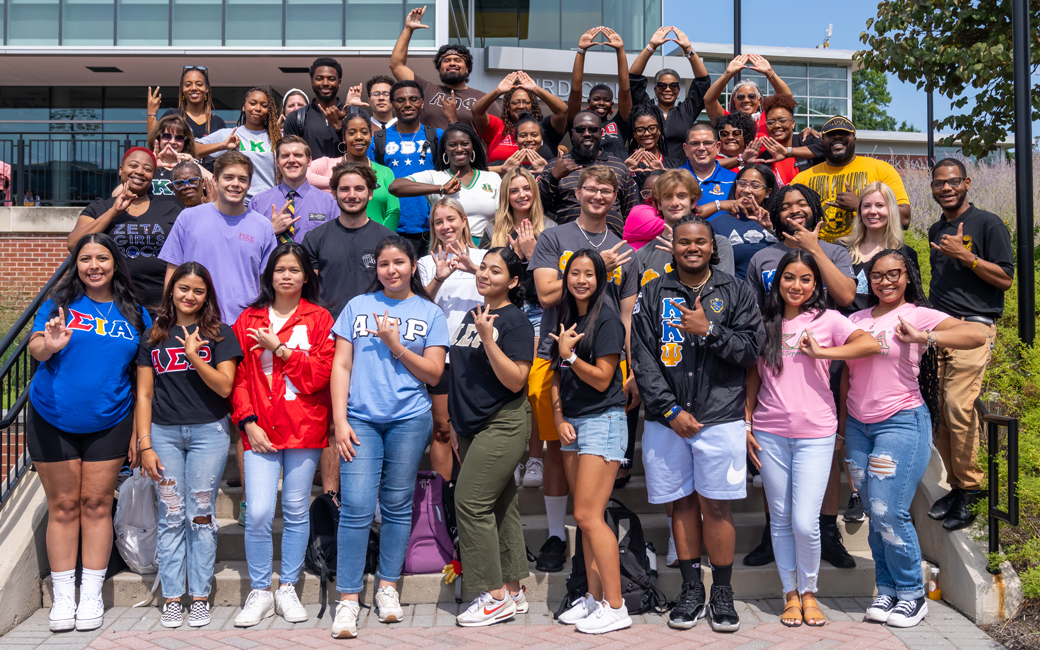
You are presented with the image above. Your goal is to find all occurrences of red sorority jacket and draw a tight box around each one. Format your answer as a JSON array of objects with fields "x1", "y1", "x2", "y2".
[{"x1": 231, "y1": 299, "x2": 334, "y2": 450}]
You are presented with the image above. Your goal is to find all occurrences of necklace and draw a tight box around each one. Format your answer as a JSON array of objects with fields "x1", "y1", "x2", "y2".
[
  {"x1": 680, "y1": 270, "x2": 712, "y2": 295},
  {"x1": 89, "y1": 296, "x2": 115, "y2": 323},
  {"x1": 577, "y1": 225, "x2": 609, "y2": 249}
]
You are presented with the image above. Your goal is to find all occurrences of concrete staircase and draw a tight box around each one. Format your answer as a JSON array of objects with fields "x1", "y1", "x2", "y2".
[{"x1": 45, "y1": 435, "x2": 878, "y2": 609}]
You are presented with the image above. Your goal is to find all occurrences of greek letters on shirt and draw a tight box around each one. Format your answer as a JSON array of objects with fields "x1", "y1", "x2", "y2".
[
  {"x1": 238, "y1": 139, "x2": 268, "y2": 153},
  {"x1": 558, "y1": 251, "x2": 623, "y2": 286},
  {"x1": 65, "y1": 309, "x2": 136, "y2": 340},
  {"x1": 279, "y1": 325, "x2": 313, "y2": 402},
  {"x1": 351, "y1": 314, "x2": 430, "y2": 341},
  {"x1": 659, "y1": 297, "x2": 687, "y2": 367},
  {"x1": 450, "y1": 322, "x2": 499, "y2": 348},
  {"x1": 641, "y1": 263, "x2": 673, "y2": 287},
  {"x1": 152, "y1": 179, "x2": 175, "y2": 196},
  {"x1": 151, "y1": 346, "x2": 212, "y2": 374},
  {"x1": 111, "y1": 222, "x2": 167, "y2": 259},
  {"x1": 429, "y1": 91, "x2": 477, "y2": 112}
]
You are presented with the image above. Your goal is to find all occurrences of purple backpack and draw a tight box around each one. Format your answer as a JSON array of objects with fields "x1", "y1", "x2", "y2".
[{"x1": 402, "y1": 471, "x2": 455, "y2": 575}]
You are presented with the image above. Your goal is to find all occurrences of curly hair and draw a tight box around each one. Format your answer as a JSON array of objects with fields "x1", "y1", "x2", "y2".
[
  {"x1": 237, "y1": 87, "x2": 281, "y2": 155},
  {"x1": 310, "y1": 57, "x2": 342, "y2": 79},
  {"x1": 767, "y1": 183, "x2": 825, "y2": 236},
  {"x1": 713, "y1": 112, "x2": 756, "y2": 148},
  {"x1": 501, "y1": 86, "x2": 543, "y2": 138},
  {"x1": 760, "y1": 93, "x2": 797, "y2": 117},
  {"x1": 434, "y1": 44, "x2": 473, "y2": 73}
]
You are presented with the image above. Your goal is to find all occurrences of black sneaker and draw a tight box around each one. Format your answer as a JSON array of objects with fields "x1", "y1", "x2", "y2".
[
  {"x1": 885, "y1": 597, "x2": 928, "y2": 628},
  {"x1": 535, "y1": 536, "x2": 567, "y2": 572},
  {"x1": 943, "y1": 490, "x2": 986, "y2": 531},
  {"x1": 667, "y1": 581, "x2": 706, "y2": 630},
  {"x1": 742, "y1": 524, "x2": 774, "y2": 566},
  {"x1": 160, "y1": 601, "x2": 183, "y2": 628},
  {"x1": 707, "y1": 584, "x2": 740, "y2": 633},
  {"x1": 844, "y1": 492, "x2": 867, "y2": 522},
  {"x1": 927, "y1": 488, "x2": 962, "y2": 520},
  {"x1": 820, "y1": 524, "x2": 856, "y2": 568},
  {"x1": 864, "y1": 594, "x2": 897, "y2": 623}
]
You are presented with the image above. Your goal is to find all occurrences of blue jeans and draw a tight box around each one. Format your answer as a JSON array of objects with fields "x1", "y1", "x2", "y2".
[
  {"x1": 560, "y1": 406, "x2": 627, "y2": 462},
  {"x1": 844, "y1": 404, "x2": 932, "y2": 600},
  {"x1": 243, "y1": 447, "x2": 322, "y2": 590},
  {"x1": 337, "y1": 411, "x2": 433, "y2": 594},
  {"x1": 151, "y1": 419, "x2": 230, "y2": 599}
]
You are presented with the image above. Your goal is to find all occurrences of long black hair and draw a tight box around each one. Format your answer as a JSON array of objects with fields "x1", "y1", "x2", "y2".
[
  {"x1": 550, "y1": 249, "x2": 608, "y2": 368},
  {"x1": 49, "y1": 233, "x2": 144, "y2": 334},
  {"x1": 484, "y1": 246, "x2": 526, "y2": 308},
  {"x1": 149, "y1": 262, "x2": 225, "y2": 346},
  {"x1": 673, "y1": 214, "x2": 720, "y2": 267},
  {"x1": 760, "y1": 250, "x2": 827, "y2": 376},
  {"x1": 627, "y1": 103, "x2": 666, "y2": 152},
  {"x1": 727, "y1": 163, "x2": 777, "y2": 203},
  {"x1": 365, "y1": 235, "x2": 435, "y2": 302},
  {"x1": 866, "y1": 248, "x2": 930, "y2": 309},
  {"x1": 250, "y1": 242, "x2": 321, "y2": 309},
  {"x1": 766, "y1": 183, "x2": 825, "y2": 237},
  {"x1": 434, "y1": 122, "x2": 489, "y2": 172}
]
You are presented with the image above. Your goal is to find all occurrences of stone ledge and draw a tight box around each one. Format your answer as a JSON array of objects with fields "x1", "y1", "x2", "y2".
[
  {"x1": 0, "y1": 473, "x2": 48, "y2": 635},
  {"x1": 0, "y1": 207, "x2": 80, "y2": 234}
]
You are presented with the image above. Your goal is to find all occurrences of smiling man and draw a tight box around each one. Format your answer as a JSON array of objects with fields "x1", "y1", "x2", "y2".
[
  {"x1": 283, "y1": 57, "x2": 346, "y2": 159},
  {"x1": 250, "y1": 136, "x2": 338, "y2": 245},
  {"x1": 680, "y1": 124, "x2": 737, "y2": 207}
]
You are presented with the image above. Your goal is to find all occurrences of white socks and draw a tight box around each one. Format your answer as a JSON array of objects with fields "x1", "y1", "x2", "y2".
[
  {"x1": 545, "y1": 495, "x2": 568, "y2": 541},
  {"x1": 80, "y1": 568, "x2": 107, "y2": 600},
  {"x1": 51, "y1": 569, "x2": 76, "y2": 601}
]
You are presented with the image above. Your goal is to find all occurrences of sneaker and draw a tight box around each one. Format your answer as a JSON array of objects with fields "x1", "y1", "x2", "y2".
[
  {"x1": 456, "y1": 591, "x2": 517, "y2": 627},
  {"x1": 886, "y1": 597, "x2": 928, "y2": 628},
  {"x1": 844, "y1": 492, "x2": 867, "y2": 522},
  {"x1": 666, "y1": 532, "x2": 679, "y2": 567},
  {"x1": 374, "y1": 585, "x2": 404, "y2": 623},
  {"x1": 48, "y1": 594, "x2": 76, "y2": 632},
  {"x1": 331, "y1": 599, "x2": 360, "y2": 639},
  {"x1": 238, "y1": 500, "x2": 247, "y2": 527},
  {"x1": 821, "y1": 524, "x2": 856, "y2": 569},
  {"x1": 514, "y1": 463, "x2": 523, "y2": 487},
  {"x1": 865, "y1": 594, "x2": 897, "y2": 623},
  {"x1": 188, "y1": 600, "x2": 211, "y2": 627},
  {"x1": 743, "y1": 523, "x2": 775, "y2": 566},
  {"x1": 160, "y1": 600, "x2": 183, "y2": 628},
  {"x1": 668, "y1": 581, "x2": 707, "y2": 630},
  {"x1": 234, "y1": 589, "x2": 274, "y2": 627},
  {"x1": 558, "y1": 593, "x2": 599, "y2": 624},
  {"x1": 522, "y1": 458, "x2": 544, "y2": 488},
  {"x1": 707, "y1": 584, "x2": 740, "y2": 633},
  {"x1": 275, "y1": 584, "x2": 308, "y2": 623},
  {"x1": 75, "y1": 594, "x2": 105, "y2": 631},
  {"x1": 511, "y1": 585, "x2": 529, "y2": 614},
  {"x1": 575, "y1": 600, "x2": 632, "y2": 634},
  {"x1": 535, "y1": 536, "x2": 567, "y2": 573}
]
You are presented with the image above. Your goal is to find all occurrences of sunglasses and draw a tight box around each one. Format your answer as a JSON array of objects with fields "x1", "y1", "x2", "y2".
[
  {"x1": 172, "y1": 177, "x2": 201, "y2": 190},
  {"x1": 719, "y1": 129, "x2": 743, "y2": 138},
  {"x1": 160, "y1": 133, "x2": 187, "y2": 144},
  {"x1": 931, "y1": 177, "x2": 965, "y2": 190},
  {"x1": 735, "y1": 93, "x2": 759, "y2": 101},
  {"x1": 183, "y1": 65, "x2": 208, "y2": 72},
  {"x1": 573, "y1": 126, "x2": 601, "y2": 135},
  {"x1": 656, "y1": 82, "x2": 680, "y2": 91}
]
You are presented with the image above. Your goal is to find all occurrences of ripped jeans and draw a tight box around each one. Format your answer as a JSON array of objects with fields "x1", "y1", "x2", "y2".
[
  {"x1": 844, "y1": 404, "x2": 932, "y2": 600},
  {"x1": 151, "y1": 419, "x2": 230, "y2": 599}
]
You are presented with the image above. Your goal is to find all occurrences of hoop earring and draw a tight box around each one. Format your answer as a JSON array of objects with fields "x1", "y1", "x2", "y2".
[
  {"x1": 338, "y1": 141, "x2": 349, "y2": 155},
  {"x1": 443, "y1": 153, "x2": 449, "y2": 164},
  {"x1": 470, "y1": 151, "x2": 475, "y2": 163}
]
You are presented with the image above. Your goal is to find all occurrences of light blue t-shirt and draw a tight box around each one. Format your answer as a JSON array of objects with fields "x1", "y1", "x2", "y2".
[
  {"x1": 368, "y1": 124, "x2": 444, "y2": 234},
  {"x1": 30, "y1": 296, "x2": 152, "y2": 433},
  {"x1": 332, "y1": 291, "x2": 449, "y2": 422}
]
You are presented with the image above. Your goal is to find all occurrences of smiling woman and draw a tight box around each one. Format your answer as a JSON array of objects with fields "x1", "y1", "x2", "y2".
[{"x1": 196, "y1": 87, "x2": 281, "y2": 201}]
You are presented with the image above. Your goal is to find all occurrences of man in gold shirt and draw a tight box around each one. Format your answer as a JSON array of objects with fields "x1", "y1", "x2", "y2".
[{"x1": 792, "y1": 116, "x2": 911, "y2": 242}]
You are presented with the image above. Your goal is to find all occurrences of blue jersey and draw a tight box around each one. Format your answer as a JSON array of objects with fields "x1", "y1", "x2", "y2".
[
  {"x1": 681, "y1": 161, "x2": 737, "y2": 207},
  {"x1": 369, "y1": 124, "x2": 444, "y2": 234}
]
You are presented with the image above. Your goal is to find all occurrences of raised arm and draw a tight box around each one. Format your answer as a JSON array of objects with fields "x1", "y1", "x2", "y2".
[
  {"x1": 603, "y1": 28, "x2": 633, "y2": 122},
  {"x1": 390, "y1": 6, "x2": 429, "y2": 81},
  {"x1": 568, "y1": 28, "x2": 602, "y2": 121},
  {"x1": 746, "y1": 55, "x2": 792, "y2": 97},
  {"x1": 629, "y1": 26, "x2": 674, "y2": 77},
  {"x1": 671, "y1": 27, "x2": 709, "y2": 79},
  {"x1": 473, "y1": 73, "x2": 518, "y2": 136},
  {"x1": 195, "y1": 128, "x2": 241, "y2": 158},
  {"x1": 516, "y1": 71, "x2": 569, "y2": 135},
  {"x1": 705, "y1": 55, "x2": 749, "y2": 121}
]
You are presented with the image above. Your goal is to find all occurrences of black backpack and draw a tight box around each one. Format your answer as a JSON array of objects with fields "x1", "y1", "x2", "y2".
[
  {"x1": 372, "y1": 124, "x2": 441, "y2": 168},
  {"x1": 554, "y1": 498, "x2": 669, "y2": 618},
  {"x1": 305, "y1": 492, "x2": 340, "y2": 619}
]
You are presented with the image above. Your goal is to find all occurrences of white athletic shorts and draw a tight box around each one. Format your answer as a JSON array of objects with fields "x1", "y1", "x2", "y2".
[{"x1": 642, "y1": 419, "x2": 748, "y2": 503}]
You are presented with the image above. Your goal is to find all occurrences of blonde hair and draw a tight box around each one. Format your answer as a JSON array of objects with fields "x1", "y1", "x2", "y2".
[
  {"x1": 490, "y1": 168, "x2": 547, "y2": 248},
  {"x1": 841, "y1": 181, "x2": 906, "y2": 264},
  {"x1": 429, "y1": 197, "x2": 474, "y2": 253},
  {"x1": 651, "y1": 169, "x2": 702, "y2": 205}
]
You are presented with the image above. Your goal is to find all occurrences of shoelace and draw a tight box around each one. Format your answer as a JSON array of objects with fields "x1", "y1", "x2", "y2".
[
  {"x1": 672, "y1": 583, "x2": 704, "y2": 615},
  {"x1": 243, "y1": 591, "x2": 264, "y2": 612},
  {"x1": 710, "y1": 585, "x2": 738, "y2": 618},
  {"x1": 466, "y1": 592, "x2": 496, "y2": 614},
  {"x1": 871, "y1": 594, "x2": 895, "y2": 610},
  {"x1": 891, "y1": 600, "x2": 918, "y2": 617}
]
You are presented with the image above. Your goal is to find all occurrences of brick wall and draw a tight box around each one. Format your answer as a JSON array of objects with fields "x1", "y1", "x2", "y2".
[{"x1": 1, "y1": 234, "x2": 68, "y2": 310}]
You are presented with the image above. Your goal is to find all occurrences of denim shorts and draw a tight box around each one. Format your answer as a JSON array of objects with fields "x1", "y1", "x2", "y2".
[{"x1": 561, "y1": 406, "x2": 627, "y2": 462}]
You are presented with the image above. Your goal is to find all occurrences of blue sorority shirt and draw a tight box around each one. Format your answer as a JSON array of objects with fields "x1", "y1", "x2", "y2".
[
  {"x1": 681, "y1": 161, "x2": 737, "y2": 206},
  {"x1": 30, "y1": 297, "x2": 152, "y2": 433},
  {"x1": 332, "y1": 291, "x2": 449, "y2": 422},
  {"x1": 368, "y1": 124, "x2": 444, "y2": 234}
]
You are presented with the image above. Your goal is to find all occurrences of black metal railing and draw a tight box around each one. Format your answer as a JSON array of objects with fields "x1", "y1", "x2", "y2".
[
  {"x1": 0, "y1": 258, "x2": 71, "y2": 508},
  {"x1": 975, "y1": 398, "x2": 1020, "y2": 574}
]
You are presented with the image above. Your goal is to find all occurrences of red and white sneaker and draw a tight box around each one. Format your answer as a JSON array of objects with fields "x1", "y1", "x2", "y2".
[
  {"x1": 456, "y1": 592, "x2": 517, "y2": 627},
  {"x1": 511, "y1": 585, "x2": 529, "y2": 613}
]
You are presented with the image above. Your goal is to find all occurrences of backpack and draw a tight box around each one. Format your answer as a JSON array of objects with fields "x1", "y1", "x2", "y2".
[
  {"x1": 373, "y1": 125, "x2": 441, "y2": 167},
  {"x1": 113, "y1": 468, "x2": 159, "y2": 574},
  {"x1": 305, "y1": 492, "x2": 340, "y2": 618},
  {"x1": 402, "y1": 471, "x2": 455, "y2": 575},
  {"x1": 554, "y1": 498, "x2": 669, "y2": 618}
]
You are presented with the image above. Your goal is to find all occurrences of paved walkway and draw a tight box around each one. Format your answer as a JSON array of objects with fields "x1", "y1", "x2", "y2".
[{"x1": 0, "y1": 598, "x2": 1003, "y2": 650}]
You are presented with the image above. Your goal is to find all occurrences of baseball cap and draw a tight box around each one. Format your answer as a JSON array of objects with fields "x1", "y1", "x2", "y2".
[{"x1": 821, "y1": 116, "x2": 855, "y2": 134}]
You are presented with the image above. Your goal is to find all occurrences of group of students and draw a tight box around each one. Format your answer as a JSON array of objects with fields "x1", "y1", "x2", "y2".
[{"x1": 26, "y1": 17, "x2": 1016, "y2": 641}]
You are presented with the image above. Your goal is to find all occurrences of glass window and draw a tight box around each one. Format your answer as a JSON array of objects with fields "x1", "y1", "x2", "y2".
[
  {"x1": 475, "y1": 0, "x2": 518, "y2": 47},
  {"x1": 227, "y1": 0, "x2": 281, "y2": 46},
  {"x1": 8, "y1": 0, "x2": 59, "y2": 45},
  {"x1": 406, "y1": 0, "x2": 434, "y2": 45},
  {"x1": 118, "y1": 0, "x2": 170, "y2": 45},
  {"x1": 172, "y1": 0, "x2": 220, "y2": 45},
  {"x1": 345, "y1": 0, "x2": 401, "y2": 48},
  {"x1": 809, "y1": 97, "x2": 846, "y2": 118},
  {"x1": 560, "y1": 0, "x2": 599, "y2": 52},
  {"x1": 808, "y1": 65, "x2": 845, "y2": 79},
  {"x1": 518, "y1": 0, "x2": 558, "y2": 49},
  {"x1": 64, "y1": 0, "x2": 115, "y2": 45},
  {"x1": 103, "y1": 87, "x2": 149, "y2": 128},
  {"x1": 772, "y1": 63, "x2": 806, "y2": 78},
  {"x1": 0, "y1": 1, "x2": 6, "y2": 46},
  {"x1": 809, "y1": 78, "x2": 846, "y2": 98},
  {"x1": 287, "y1": 0, "x2": 342, "y2": 46},
  {"x1": 642, "y1": 0, "x2": 660, "y2": 50},
  {"x1": 785, "y1": 78, "x2": 807, "y2": 97},
  {"x1": 447, "y1": 0, "x2": 468, "y2": 44},
  {"x1": 604, "y1": 0, "x2": 644, "y2": 55}
]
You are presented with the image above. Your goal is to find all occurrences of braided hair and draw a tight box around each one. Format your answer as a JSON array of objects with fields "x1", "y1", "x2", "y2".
[
  {"x1": 673, "y1": 214, "x2": 721, "y2": 266},
  {"x1": 501, "y1": 86, "x2": 543, "y2": 139},
  {"x1": 627, "y1": 103, "x2": 666, "y2": 153},
  {"x1": 237, "y1": 87, "x2": 281, "y2": 156},
  {"x1": 766, "y1": 183, "x2": 825, "y2": 237}
]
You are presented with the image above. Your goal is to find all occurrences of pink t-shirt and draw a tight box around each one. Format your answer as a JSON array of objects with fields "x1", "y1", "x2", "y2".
[
  {"x1": 846, "y1": 303, "x2": 949, "y2": 424},
  {"x1": 753, "y1": 309, "x2": 860, "y2": 438}
]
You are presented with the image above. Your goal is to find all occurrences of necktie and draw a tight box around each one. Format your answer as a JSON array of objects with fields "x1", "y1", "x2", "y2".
[{"x1": 278, "y1": 189, "x2": 298, "y2": 244}]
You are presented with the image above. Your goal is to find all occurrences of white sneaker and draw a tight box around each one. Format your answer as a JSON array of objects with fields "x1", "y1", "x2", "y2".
[
  {"x1": 331, "y1": 600, "x2": 360, "y2": 639},
  {"x1": 234, "y1": 589, "x2": 275, "y2": 627},
  {"x1": 456, "y1": 591, "x2": 517, "y2": 627},
  {"x1": 75, "y1": 594, "x2": 104, "y2": 631},
  {"x1": 275, "y1": 584, "x2": 308, "y2": 623},
  {"x1": 558, "y1": 593, "x2": 599, "y2": 625},
  {"x1": 666, "y1": 531, "x2": 678, "y2": 567},
  {"x1": 374, "y1": 585, "x2": 404, "y2": 623},
  {"x1": 514, "y1": 463, "x2": 523, "y2": 487},
  {"x1": 886, "y1": 598, "x2": 927, "y2": 628},
  {"x1": 49, "y1": 595, "x2": 76, "y2": 632},
  {"x1": 522, "y1": 458, "x2": 544, "y2": 488},
  {"x1": 865, "y1": 594, "x2": 897, "y2": 623},
  {"x1": 575, "y1": 600, "x2": 632, "y2": 634},
  {"x1": 512, "y1": 585, "x2": 529, "y2": 614}
]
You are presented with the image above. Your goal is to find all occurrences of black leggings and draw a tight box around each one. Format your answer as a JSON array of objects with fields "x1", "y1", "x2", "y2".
[{"x1": 27, "y1": 407, "x2": 133, "y2": 463}]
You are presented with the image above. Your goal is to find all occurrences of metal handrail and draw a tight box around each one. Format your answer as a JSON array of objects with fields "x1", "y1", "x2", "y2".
[{"x1": 975, "y1": 398, "x2": 1020, "y2": 574}]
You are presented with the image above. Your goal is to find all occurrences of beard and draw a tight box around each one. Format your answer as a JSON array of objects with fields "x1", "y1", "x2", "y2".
[
  {"x1": 780, "y1": 214, "x2": 818, "y2": 239},
  {"x1": 440, "y1": 70, "x2": 470, "y2": 86},
  {"x1": 571, "y1": 140, "x2": 600, "y2": 163}
]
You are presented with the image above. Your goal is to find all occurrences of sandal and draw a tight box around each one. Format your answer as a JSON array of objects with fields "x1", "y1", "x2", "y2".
[
  {"x1": 801, "y1": 595, "x2": 826, "y2": 627},
  {"x1": 781, "y1": 594, "x2": 802, "y2": 627}
]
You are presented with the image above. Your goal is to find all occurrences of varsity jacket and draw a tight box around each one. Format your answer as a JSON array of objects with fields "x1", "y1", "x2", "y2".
[
  {"x1": 231, "y1": 299, "x2": 334, "y2": 450},
  {"x1": 631, "y1": 269, "x2": 764, "y2": 428}
]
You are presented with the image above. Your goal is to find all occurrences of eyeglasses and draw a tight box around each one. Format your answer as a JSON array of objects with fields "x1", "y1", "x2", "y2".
[
  {"x1": 735, "y1": 93, "x2": 759, "y2": 101},
  {"x1": 172, "y1": 177, "x2": 201, "y2": 190},
  {"x1": 392, "y1": 96, "x2": 423, "y2": 105},
  {"x1": 930, "y1": 176, "x2": 965, "y2": 190},
  {"x1": 370, "y1": 91, "x2": 391, "y2": 98},
  {"x1": 868, "y1": 268, "x2": 906, "y2": 284},
  {"x1": 183, "y1": 65, "x2": 208, "y2": 72},
  {"x1": 581, "y1": 187, "x2": 616, "y2": 197},
  {"x1": 573, "y1": 126, "x2": 602, "y2": 135},
  {"x1": 656, "y1": 82, "x2": 681, "y2": 91},
  {"x1": 736, "y1": 179, "x2": 766, "y2": 190},
  {"x1": 160, "y1": 133, "x2": 186, "y2": 144},
  {"x1": 686, "y1": 140, "x2": 717, "y2": 149},
  {"x1": 765, "y1": 117, "x2": 792, "y2": 127},
  {"x1": 640, "y1": 189, "x2": 654, "y2": 199},
  {"x1": 633, "y1": 125, "x2": 660, "y2": 136}
]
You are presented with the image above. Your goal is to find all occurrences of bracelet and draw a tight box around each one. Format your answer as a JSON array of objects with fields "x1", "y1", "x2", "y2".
[
  {"x1": 393, "y1": 347, "x2": 408, "y2": 360},
  {"x1": 664, "y1": 405, "x2": 682, "y2": 421},
  {"x1": 767, "y1": 70, "x2": 775, "y2": 80},
  {"x1": 147, "y1": 113, "x2": 156, "y2": 117},
  {"x1": 576, "y1": 47, "x2": 588, "y2": 56},
  {"x1": 645, "y1": 44, "x2": 656, "y2": 53},
  {"x1": 971, "y1": 254, "x2": 979, "y2": 270},
  {"x1": 745, "y1": 422, "x2": 753, "y2": 432},
  {"x1": 238, "y1": 415, "x2": 258, "y2": 430},
  {"x1": 139, "y1": 447, "x2": 153, "y2": 453},
  {"x1": 715, "y1": 200, "x2": 722, "y2": 213}
]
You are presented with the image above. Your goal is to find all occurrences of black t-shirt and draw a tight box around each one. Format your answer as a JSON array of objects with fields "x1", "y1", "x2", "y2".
[
  {"x1": 136, "y1": 322, "x2": 243, "y2": 426},
  {"x1": 792, "y1": 132, "x2": 826, "y2": 173},
  {"x1": 448, "y1": 304, "x2": 535, "y2": 435},
  {"x1": 845, "y1": 244, "x2": 920, "y2": 314},
  {"x1": 558, "y1": 308, "x2": 626, "y2": 419},
  {"x1": 82, "y1": 195, "x2": 184, "y2": 311},
  {"x1": 161, "y1": 108, "x2": 226, "y2": 139},
  {"x1": 151, "y1": 167, "x2": 177, "y2": 197},
  {"x1": 283, "y1": 99, "x2": 346, "y2": 160},
  {"x1": 551, "y1": 115, "x2": 629, "y2": 160},
  {"x1": 927, "y1": 204, "x2": 1014, "y2": 319},
  {"x1": 301, "y1": 218, "x2": 396, "y2": 319}
]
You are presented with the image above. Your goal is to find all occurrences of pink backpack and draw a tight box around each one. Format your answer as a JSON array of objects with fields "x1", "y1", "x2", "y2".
[{"x1": 402, "y1": 471, "x2": 455, "y2": 575}]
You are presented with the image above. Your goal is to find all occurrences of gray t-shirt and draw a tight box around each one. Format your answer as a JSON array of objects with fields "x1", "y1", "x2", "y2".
[
  {"x1": 745, "y1": 240, "x2": 854, "y2": 307},
  {"x1": 198, "y1": 127, "x2": 275, "y2": 200},
  {"x1": 636, "y1": 234, "x2": 734, "y2": 288},
  {"x1": 527, "y1": 221, "x2": 639, "y2": 360}
]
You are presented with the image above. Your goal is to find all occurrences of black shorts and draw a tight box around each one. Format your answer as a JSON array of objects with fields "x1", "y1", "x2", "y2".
[
  {"x1": 427, "y1": 362, "x2": 450, "y2": 396},
  {"x1": 27, "y1": 408, "x2": 133, "y2": 463}
]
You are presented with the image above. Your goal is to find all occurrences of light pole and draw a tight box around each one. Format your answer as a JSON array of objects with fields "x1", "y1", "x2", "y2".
[
  {"x1": 733, "y1": 0, "x2": 741, "y2": 84},
  {"x1": 1012, "y1": 0, "x2": 1034, "y2": 345}
]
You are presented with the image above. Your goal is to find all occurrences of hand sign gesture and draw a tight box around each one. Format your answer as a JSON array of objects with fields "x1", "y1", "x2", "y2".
[
  {"x1": 319, "y1": 102, "x2": 347, "y2": 132},
  {"x1": 516, "y1": 71, "x2": 539, "y2": 93},
  {"x1": 471, "y1": 303, "x2": 499, "y2": 343},
  {"x1": 508, "y1": 219, "x2": 537, "y2": 261},
  {"x1": 221, "y1": 127, "x2": 240, "y2": 152},
  {"x1": 825, "y1": 179, "x2": 859, "y2": 212},
  {"x1": 600, "y1": 240, "x2": 632, "y2": 273},
  {"x1": 405, "y1": 5, "x2": 429, "y2": 30},
  {"x1": 442, "y1": 90, "x2": 459, "y2": 124},
  {"x1": 931, "y1": 222, "x2": 971, "y2": 262},
  {"x1": 448, "y1": 240, "x2": 479, "y2": 274},
  {"x1": 246, "y1": 326, "x2": 281, "y2": 352},
  {"x1": 365, "y1": 310, "x2": 402, "y2": 349},
  {"x1": 624, "y1": 150, "x2": 645, "y2": 172},
  {"x1": 500, "y1": 150, "x2": 526, "y2": 173},
  {"x1": 746, "y1": 54, "x2": 774, "y2": 77},
  {"x1": 798, "y1": 331, "x2": 825, "y2": 358},
  {"x1": 726, "y1": 53, "x2": 751, "y2": 75},
  {"x1": 345, "y1": 83, "x2": 370, "y2": 108},
  {"x1": 42, "y1": 307, "x2": 72, "y2": 355},
  {"x1": 667, "y1": 298, "x2": 711, "y2": 336},
  {"x1": 270, "y1": 201, "x2": 301, "y2": 235},
  {"x1": 760, "y1": 137, "x2": 788, "y2": 162},
  {"x1": 782, "y1": 218, "x2": 823, "y2": 253},
  {"x1": 578, "y1": 27, "x2": 602, "y2": 50},
  {"x1": 432, "y1": 246, "x2": 459, "y2": 282},
  {"x1": 496, "y1": 71, "x2": 519, "y2": 94},
  {"x1": 894, "y1": 315, "x2": 926, "y2": 345},
  {"x1": 113, "y1": 184, "x2": 137, "y2": 213},
  {"x1": 602, "y1": 26, "x2": 625, "y2": 51},
  {"x1": 439, "y1": 170, "x2": 462, "y2": 195},
  {"x1": 737, "y1": 197, "x2": 772, "y2": 230},
  {"x1": 175, "y1": 325, "x2": 210, "y2": 361},
  {"x1": 654, "y1": 223, "x2": 674, "y2": 254},
  {"x1": 649, "y1": 26, "x2": 675, "y2": 49},
  {"x1": 548, "y1": 323, "x2": 585, "y2": 359},
  {"x1": 147, "y1": 87, "x2": 161, "y2": 116},
  {"x1": 202, "y1": 174, "x2": 218, "y2": 203},
  {"x1": 524, "y1": 148, "x2": 547, "y2": 174}
]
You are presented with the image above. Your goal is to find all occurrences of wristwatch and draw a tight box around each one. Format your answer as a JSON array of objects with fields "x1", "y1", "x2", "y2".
[
  {"x1": 576, "y1": 47, "x2": 588, "y2": 55},
  {"x1": 564, "y1": 351, "x2": 578, "y2": 365},
  {"x1": 684, "y1": 49, "x2": 697, "y2": 59}
]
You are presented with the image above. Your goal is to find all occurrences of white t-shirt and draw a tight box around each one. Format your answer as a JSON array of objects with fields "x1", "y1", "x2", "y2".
[
  {"x1": 198, "y1": 127, "x2": 275, "y2": 200},
  {"x1": 260, "y1": 309, "x2": 291, "y2": 376},
  {"x1": 419, "y1": 247, "x2": 487, "y2": 364},
  {"x1": 407, "y1": 169, "x2": 501, "y2": 238}
]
